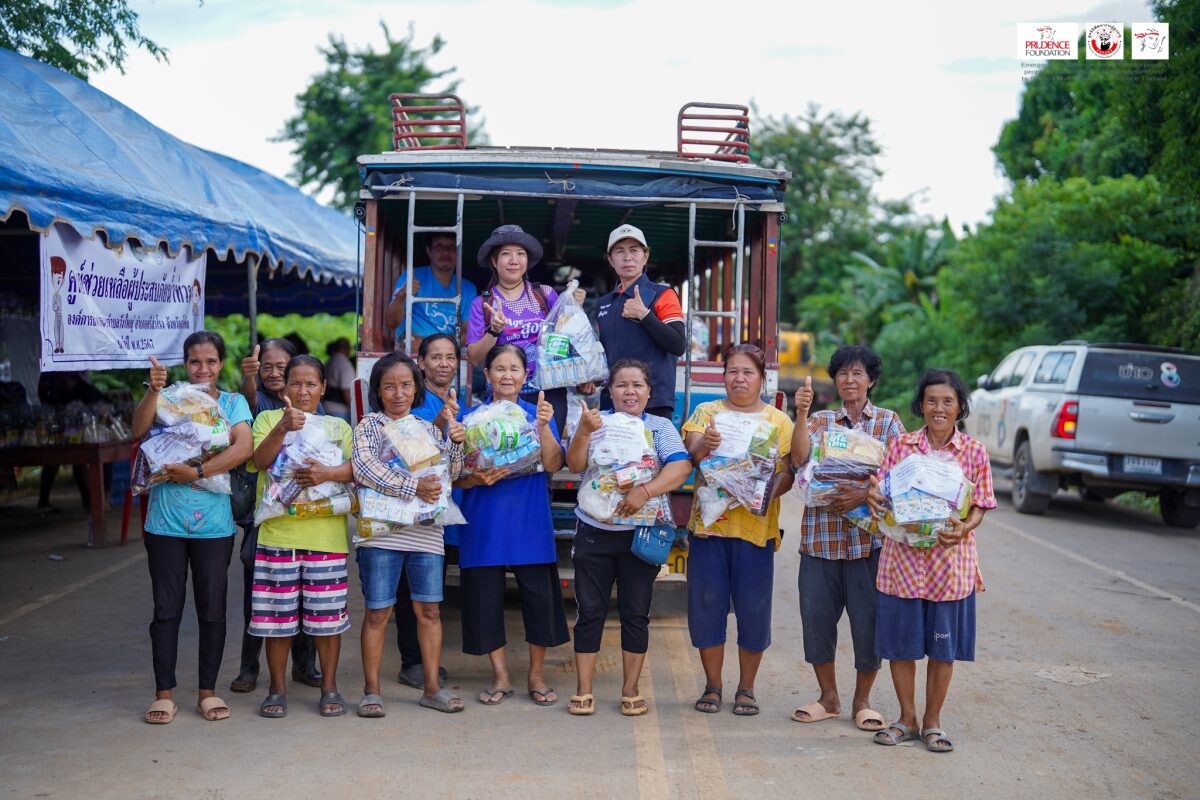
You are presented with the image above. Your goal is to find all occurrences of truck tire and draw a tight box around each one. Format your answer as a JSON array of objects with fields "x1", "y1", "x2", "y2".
[
  {"x1": 1160, "y1": 489, "x2": 1200, "y2": 529},
  {"x1": 1011, "y1": 441, "x2": 1051, "y2": 515}
]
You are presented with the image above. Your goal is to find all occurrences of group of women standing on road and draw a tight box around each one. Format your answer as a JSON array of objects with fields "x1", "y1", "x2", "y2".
[{"x1": 133, "y1": 222, "x2": 995, "y2": 754}]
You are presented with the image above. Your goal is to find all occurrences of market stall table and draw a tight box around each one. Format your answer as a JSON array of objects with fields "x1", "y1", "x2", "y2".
[{"x1": 0, "y1": 440, "x2": 135, "y2": 547}]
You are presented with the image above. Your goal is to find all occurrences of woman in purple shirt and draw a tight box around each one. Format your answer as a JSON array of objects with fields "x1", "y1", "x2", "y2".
[{"x1": 465, "y1": 224, "x2": 590, "y2": 435}]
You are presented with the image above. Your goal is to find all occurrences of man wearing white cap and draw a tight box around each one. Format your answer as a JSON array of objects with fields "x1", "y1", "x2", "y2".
[{"x1": 595, "y1": 225, "x2": 687, "y2": 420}]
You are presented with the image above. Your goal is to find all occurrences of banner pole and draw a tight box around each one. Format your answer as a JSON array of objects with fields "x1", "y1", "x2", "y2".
[{"x1": 247, "y1": 254, "x2": 259, "y2": 344}]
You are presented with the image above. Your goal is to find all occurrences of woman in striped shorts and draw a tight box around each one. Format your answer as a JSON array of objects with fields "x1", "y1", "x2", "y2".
[{"x1": 248, "y1": 355, "x2": 354, "y2": 718}]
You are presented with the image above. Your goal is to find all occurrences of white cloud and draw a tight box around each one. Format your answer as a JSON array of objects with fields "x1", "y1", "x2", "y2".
[{"x1": 92, "y1": 0, "x2": 1157, "y2": 230}]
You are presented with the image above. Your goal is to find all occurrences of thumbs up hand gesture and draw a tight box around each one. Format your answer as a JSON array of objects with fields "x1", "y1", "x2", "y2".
[
  {"x1": 702, "y1": 414, "x2": 722, "y2": 453},
  {"x1": 794, "y1": 375, "x2": 814, "y2": 417},
  {"x1": 436, "y1": 387, "x2": 460, "y2": 431},
  {"x1": 279, "y1": 396, "x2": 306, "y2": 432},
  {"x1": 535, "y1": 390, "x2": 554, "y2": 429},
  {"x1": 241, "y1": 344, "x2": 261, "y2": 380},
  {"x1": 622, "y1": 285, "x2": 650, "y2": 321},
  {"x1": 147, "y1": 356, "x2": 167, "y2": 393},
  {"x1": 578, "y1": 399, "x2": 603, "y2": 434}
]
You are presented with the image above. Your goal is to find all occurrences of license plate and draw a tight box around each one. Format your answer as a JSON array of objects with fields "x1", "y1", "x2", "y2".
[{"x1": 1124, "y1": 456, "x2": 1162, "y2": 475}]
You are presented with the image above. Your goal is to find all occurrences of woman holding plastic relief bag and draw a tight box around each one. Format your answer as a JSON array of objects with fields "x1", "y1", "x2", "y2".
[
  {"x1": 352, "y1": 352, "x2": 466, "y2": 717},
  {"x1": 681, "y1": 344, "x2": 811, "y2": 717},
  {"x1": 247, "y1": 355, "x2": 353, "y2": 719},
  {"x1": 865, "y1": 368, "x2": 995, "y2": 754},
  {"x1": 564, "y1": 359, "x2": 690, "y2": 717},
  {"x1": 792, "y1": 345, "x2": 904, "y2": 731},
  {"x1": 132, "y1": 331, "x2": 253, "y2": 725},
  {"x1": 393, "y1": 332, "x2": 462, "y2": 691},
  {"x1": 232, "y1": 335, "x2": 324, "y2": 695},
  {"x1": 465, "y1": 224, "x2": 591, "y2": 436},
  {"x1": 454, "y1": 344, "x2": 569, "y2": 707}
]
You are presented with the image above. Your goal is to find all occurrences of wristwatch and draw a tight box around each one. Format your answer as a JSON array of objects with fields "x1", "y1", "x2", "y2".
[{"x1": 196, "y1": 463, "x2": 204, "y2": 479}]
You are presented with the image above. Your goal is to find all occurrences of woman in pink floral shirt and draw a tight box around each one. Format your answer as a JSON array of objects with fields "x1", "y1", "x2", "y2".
[{"x1": 867, "y1": 369, "x2": 996, "y2": 753}]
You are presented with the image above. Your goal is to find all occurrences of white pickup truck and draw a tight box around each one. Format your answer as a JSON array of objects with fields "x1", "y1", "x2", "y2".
[{"x1": 964, "y1": 342, "x2": 1200, "y2": 527}]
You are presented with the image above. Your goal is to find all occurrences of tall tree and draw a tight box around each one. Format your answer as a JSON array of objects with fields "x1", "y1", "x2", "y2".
[
  {"x1": 993, "y1": 57, "x2": 1152, "y2": 183},
  {"x1": 753, "y1": 105, "x2": 884, "y2": 326},
  {"x1": 276, "y1": 23, "x2": 483, "y2": 210},
  {"x1": 0, "y1": 0, "x2": 166, "y2": 79},
  {"x1": 1120, "y1": 0, "x2": 1200, "y2": 201},
  {"x1": 940, "y1": 175, "x2": 1200, "y2": 374}
]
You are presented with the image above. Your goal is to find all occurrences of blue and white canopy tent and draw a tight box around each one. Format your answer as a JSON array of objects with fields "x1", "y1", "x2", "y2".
[{"x1": 0, "y1": 47, "x2": 358, "y2": 332}]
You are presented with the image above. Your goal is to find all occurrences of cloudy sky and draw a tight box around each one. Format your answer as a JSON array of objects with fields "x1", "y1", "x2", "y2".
[{"x1": 94, "y1": 0, "x2": 1154, "y2": 231}]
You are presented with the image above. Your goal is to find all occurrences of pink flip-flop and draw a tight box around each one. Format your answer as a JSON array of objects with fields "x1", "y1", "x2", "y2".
[
  {"x1": 791, "y1": 700, "x2": 840, "y2": 723},
  {"x1": 854, "y1": 708, "x2": 886, "y2": 731}
]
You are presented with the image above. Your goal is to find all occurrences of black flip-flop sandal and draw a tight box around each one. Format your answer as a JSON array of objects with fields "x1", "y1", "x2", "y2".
[
  {"x1": 732, "y1": 688, "x2": 759, "y2": 716},
  {"x1": 694, "y1": 686, "x2": 722, "y2": 714}
]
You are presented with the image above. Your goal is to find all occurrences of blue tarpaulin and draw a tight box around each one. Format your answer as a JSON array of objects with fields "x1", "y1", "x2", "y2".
[{"x1": 0, "y1": 48, "x2": 358, "y2": 288}]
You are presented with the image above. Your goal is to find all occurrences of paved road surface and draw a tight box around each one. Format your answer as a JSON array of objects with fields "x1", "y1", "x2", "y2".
[{"x1": 1, "y1": 482, "x2": 1197, "y2": 799}]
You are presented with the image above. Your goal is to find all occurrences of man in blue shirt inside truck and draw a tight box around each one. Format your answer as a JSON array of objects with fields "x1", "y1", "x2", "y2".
[{"x1": 385, "y1": 233, "x2": 478, "y2": 352}]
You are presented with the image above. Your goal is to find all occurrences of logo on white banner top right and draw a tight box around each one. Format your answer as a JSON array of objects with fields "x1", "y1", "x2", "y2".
[
  {"x1": 1131, "y1": 23, "x2": 1169, "y2": 59},
  {"x1": 1086, "y1": 23, "x2": 1123, "y2": 59}
]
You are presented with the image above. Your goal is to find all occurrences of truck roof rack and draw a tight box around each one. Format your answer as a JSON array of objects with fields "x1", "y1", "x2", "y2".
[
  {"x1": 1087, "y1": 342, "x2": 1189, "y2": 354},
  {"x1": 677, "y1": 102, "x2": 750, "y2": 163},
  {"x1": 391, "y1": 93, "x2": 468, "y2": 151}
]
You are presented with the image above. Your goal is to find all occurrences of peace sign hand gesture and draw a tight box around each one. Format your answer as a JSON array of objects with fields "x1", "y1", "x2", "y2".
[{"x1": 484, "y1": 295, "x2": 510, "y2": 335}]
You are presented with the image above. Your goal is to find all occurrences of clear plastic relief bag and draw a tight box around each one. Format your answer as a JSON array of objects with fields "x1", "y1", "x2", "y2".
[
  {"x1": 461, "y1": 401, "x2": 543, "y2": 479},
  {"x1": 535, "y1": 279, "x2": 608, "y2": 389}
]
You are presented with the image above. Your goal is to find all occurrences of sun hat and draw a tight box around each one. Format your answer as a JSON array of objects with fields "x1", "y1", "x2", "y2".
[
  {"x1": 607, "y1": 224, "x2": 648, "y2": 252},
  {"x1": 477, "y1": 224, "x2": 544, "y2": 269}
]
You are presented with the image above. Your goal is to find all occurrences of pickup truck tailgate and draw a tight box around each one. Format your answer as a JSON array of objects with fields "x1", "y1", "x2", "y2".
[{"x1": 1074, "y1": 351, "x2": 1200, "y2": 464}]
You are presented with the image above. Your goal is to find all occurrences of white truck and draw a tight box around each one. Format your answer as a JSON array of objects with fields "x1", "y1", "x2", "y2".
[{"x1": 964, "y1": 342, "x2": 1200, "y2": 527}]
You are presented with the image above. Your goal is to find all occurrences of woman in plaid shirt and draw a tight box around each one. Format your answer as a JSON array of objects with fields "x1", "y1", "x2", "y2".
[
  {"x1": 867, "y1": 369, "x2": 996, "y2": 753},
  {"x1": 792, "y1": 345, "x2": 904, "y2": 732}
]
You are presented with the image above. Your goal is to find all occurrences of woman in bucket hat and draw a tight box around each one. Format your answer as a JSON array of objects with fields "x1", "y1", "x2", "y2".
[{"x1": 465, "y1": 224, "x2": 589, "y2": 435}]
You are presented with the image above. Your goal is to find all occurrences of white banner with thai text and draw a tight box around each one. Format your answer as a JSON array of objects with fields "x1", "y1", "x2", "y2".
[{"x1": 39, "y1": 223, "x2": 205, "y2": 371}]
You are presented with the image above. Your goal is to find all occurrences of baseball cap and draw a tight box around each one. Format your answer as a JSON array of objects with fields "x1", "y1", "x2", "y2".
[{"x1": 607, "y1": 224, "x2": 648, "y2": 251}]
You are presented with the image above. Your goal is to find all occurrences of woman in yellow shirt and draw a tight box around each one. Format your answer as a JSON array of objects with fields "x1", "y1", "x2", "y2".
[
  {"x1": 248, "y1": 355, "x2": 354, "y2": 719},
  {"x1": 682, "y1": 344, "x2": 812, "y2": 716}
]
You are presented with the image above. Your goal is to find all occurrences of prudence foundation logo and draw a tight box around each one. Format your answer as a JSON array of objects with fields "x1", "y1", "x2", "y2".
[
  {"x1": 1131, "y1": 23, "x2": 1169, "y2": 59},
  {"x1": 1017, "y1": 23, "x2": 1078, "y2": 59},
  {"x1": 1086, "y1": 23, "x2": 1123, "y2": 59}
]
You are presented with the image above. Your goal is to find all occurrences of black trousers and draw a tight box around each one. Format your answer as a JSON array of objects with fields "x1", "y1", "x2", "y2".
[
  {"x1": 236, "y1": 524, "x2": 317, "y2": 676},
  {"x1": 144, "y1": 532, "x2": 234, "y2": 692},
  {"x1": 395, "y1": 544, "x2": 457, "y2": 668},
  {"x1": 571, "y1": 522, "x2": 659, "y2": 654},
  {"x1": 460, "y1": 563, "x2": 570, "y2": 656}
]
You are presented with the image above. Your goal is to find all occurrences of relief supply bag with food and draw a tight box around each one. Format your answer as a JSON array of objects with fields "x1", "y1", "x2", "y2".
[
  {"x1": 132, "y1": 382, "x2": 233, "y2": 496},
  {"x1": 874, "y1": 453, "x2": 974, "y2": 547},
  {"x1": 796, "y1": 427, "x2": 885, "y2": 507},
  {"x1": 254, "y1": 414, "x2": 355, "y2": 525},
  {"x1": 697, "y1": 411, "x2": 784, "y2": 523},
  {"x1": 577, "y1": 413, "x2": 673, "y2": 527},
  {"x1": 535, "y1": 279, "x2": 609, "y2": 389},
  {"x1": 460, "y1": 400, "x2": 543, "y2": 478},
  {"x1": 354, "y1": 416, "x2": 465, "y2": 543}
]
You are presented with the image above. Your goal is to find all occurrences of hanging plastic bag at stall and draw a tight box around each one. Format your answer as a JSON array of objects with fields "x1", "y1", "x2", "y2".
[
  {"x1": 354, "y1": 416, "x2": 466, "y2": 543},
  {"x1": 460, "y1": 400, "x2": 543, "y2": 478},
  {"x1": 535, "y1": 279, "x2": 609, "y2": 389},
  {"x1": 254, "y1": 414, "x2": 355, "y2": 525},
  {"x1": 697, "y1": 411, "x2": 785, "y2": 519},
  {"x1": 577, "y1": 413, "x2": 673, "y2": 527}
]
